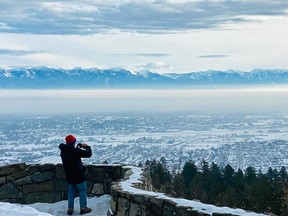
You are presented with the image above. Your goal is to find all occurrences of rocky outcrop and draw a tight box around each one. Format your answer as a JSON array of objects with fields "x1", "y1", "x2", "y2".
[{"x1": 0, "y1": 163, "x2": 125, "y2": 204}]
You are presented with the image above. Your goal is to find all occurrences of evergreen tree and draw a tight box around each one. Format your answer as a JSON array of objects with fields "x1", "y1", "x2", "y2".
[
  {"x1": 244, "y1": 166, "x2": 257, "y2": 183},
  {"x1": 281, "y1": 180, "x2": 288, "y2": 215},
  {"x1": 280, "y1": 166, "x2": 287, "y2": 182},
  {"x1": 254, "y1": 171, "x2": 273, "y2": 213},
  {"x1": 199, "y1": 159, "x2": 212, "y2": 203},
  {"x1": 147, "y1": 158, "x2": 286, "y2": 215},
  {"x1": 149, "y1": 158, "x2": 172, "y2": 193},
  {"x1": 190, "y1": 172, "x2": 204, "y2": 200},
  {"x1": 181, "y1": 160, "x2": 198, "y2": 198},
  {"x1": 208, "y1": 162, "x2": 223, "y2": 203},
  {"x1": 266, "y1": 167, "x2": 279, "y2": 182},
  {"x1": 223, "y1": 164, "x2": 235, "y2": 185},
  {"x1": 173, "y1": 172, "x2": 184, "y2": 197}
]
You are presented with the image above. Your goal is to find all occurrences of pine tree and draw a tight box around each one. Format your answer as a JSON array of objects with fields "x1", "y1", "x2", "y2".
[
  {"x1": 209, "y1": 162, "x2": 223, "y2": 203},
  {"x1": 181, "y1": 160, "x2": 198, "y2": 198},
  {"x1": 148, "y1": 158, "x2": 172, "y2": 193},
  {"x1": 281, "y1": 180, "x2": 288, "y2": 215},
  {"x1": 233, "y1": 169, "x2": 246, "y2": 209},
  {"x1": 173, "y1": 172, "x2": 184, "y2": 197}
]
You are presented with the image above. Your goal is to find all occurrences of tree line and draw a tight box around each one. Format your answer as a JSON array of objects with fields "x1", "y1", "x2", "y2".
[{"x1": 144, "y1": 157, "x2": 288, "y2": 215}]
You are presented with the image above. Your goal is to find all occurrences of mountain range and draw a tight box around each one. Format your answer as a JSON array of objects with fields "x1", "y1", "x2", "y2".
[{"x1": 1, "y1": 66, "x2": 288, "y2": 89}]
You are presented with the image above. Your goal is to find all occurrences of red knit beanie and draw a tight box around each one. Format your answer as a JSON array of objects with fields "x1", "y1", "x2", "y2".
[{"x1": 65, "y1": 135, "x2": 76, "y2": 145}]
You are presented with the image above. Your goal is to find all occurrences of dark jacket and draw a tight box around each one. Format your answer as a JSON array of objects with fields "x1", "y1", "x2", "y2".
[{"x1": 59, "y1": 143, "x2": 92, "y2": 184}]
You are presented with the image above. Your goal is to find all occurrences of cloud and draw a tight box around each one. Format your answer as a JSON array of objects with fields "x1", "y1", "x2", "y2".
[
  {"x1": 118, "y1": 53, "x2": 169, "y2": 57},
  {"x1": 0, "y1": 48, "x2": 45, "y2": 56},
  {"x1": 42, "y1": 2, "x2": 99, "y2": 14},
  {"x1": 136, "y1": 61, "x2": 172, "y2": 71},
  {"x1": 0, "y1": 0, "x2": 288, "y2": 35},
  {"x1": 198, "y1": 54, "x2": 231, "y2": 58},
  {"x1": 134, "y1": 53, "x2": 169, "y2": 57}
]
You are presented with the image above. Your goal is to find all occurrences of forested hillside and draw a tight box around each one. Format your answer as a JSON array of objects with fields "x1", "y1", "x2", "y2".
[{"x1": 146, "y1": 158, "x2": 288, "y2": 215}]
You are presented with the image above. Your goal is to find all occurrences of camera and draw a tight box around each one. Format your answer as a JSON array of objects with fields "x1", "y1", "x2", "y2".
[{"x1": 76, "y1": 143, "x2": 83, "y2": 148}]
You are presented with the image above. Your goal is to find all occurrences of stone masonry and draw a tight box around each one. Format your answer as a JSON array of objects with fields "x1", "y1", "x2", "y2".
[{"x1": 0, "y1": 163, "x2": 125, "y2": 204}]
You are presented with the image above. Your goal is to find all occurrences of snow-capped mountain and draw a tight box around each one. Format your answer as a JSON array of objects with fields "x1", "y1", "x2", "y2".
[{"x1": 1, "y1": 67, "x2": 288, "y2": 89}]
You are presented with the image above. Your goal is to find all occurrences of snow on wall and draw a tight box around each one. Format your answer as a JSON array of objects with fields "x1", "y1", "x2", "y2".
[{"x1": 109, "y1": 166, "x2": 268, "y2": 216}]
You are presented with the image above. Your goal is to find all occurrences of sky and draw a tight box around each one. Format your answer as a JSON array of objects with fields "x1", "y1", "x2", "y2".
[{"x1": 0, "y1": 0, "x2": 288, "y2": 74}]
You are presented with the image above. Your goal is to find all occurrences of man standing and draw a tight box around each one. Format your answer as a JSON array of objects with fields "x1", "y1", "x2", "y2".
[{"x1": 59, "y1": 135, "x2": 92, "y2": 215}]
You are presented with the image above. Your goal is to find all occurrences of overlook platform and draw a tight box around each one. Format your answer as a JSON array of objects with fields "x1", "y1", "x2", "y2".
[{"x1": 0, "y1": 163, "x2": 266, "y2": 216}]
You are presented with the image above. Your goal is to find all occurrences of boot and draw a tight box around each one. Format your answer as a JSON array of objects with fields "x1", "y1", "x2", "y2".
[
  {"x1": 80, "y1": 207, "x2": 91, "y2": 215},
  {"x1": 67, "y1": 208, "x2": 73, "y2": 215}
]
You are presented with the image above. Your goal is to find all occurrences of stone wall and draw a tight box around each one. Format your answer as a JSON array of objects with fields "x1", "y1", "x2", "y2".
[
  {"x1": 108, "y1": 166, "x2": 265, "y2": 216},
  {"x1": 0, "y1": 163, "x2": 125, "y2": 204}
]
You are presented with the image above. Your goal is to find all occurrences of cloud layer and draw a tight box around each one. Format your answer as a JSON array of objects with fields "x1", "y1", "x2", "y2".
[
  {"x1": 1, "y1": 89, "x2": 288, "y2": 114},
  {"x1": 1, "y1": 0, "x2": 288, "y2": 35},
  {"x1": 1, "y1": 1, "x2": 288, "y2": 73},
  {"x1": 0, "y1": 48, "x2": 45, "y2": 56}
]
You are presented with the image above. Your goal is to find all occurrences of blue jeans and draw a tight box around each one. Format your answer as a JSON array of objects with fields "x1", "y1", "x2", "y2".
[{"x1": 67, "y1": 181, "x2": 87, "y2": 209}]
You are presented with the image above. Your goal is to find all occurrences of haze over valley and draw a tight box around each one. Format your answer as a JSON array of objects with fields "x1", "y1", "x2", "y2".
[{"x1": 1, "y1": 88, "x2": 288, "y2": 115}]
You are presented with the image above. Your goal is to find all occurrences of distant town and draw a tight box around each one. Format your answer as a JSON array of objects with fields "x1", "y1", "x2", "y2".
[{"x1": 1, "y1": 113, "x2": 288, "y2": 172}]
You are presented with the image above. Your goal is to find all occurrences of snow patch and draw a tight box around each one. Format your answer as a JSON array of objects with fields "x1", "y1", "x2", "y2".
[
  {"x1": 0, "y1": 202, "x2": 52, "y2": 216},
  {"x1": 0, "y1": 195, "x2": 110, "y2": 216},
  {"x1": 3, "y1": 71, "x2": 13, "y2": 78}
]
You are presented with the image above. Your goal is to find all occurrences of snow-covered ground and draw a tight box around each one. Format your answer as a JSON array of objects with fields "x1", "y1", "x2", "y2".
[{"x1": 0, "y1": 195, "x2": 110, "y2": 216}]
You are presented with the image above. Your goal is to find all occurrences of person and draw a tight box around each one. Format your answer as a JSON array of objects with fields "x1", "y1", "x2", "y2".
[{"x1": 59, "y1": 135, "x2": 92, "y2": 215}]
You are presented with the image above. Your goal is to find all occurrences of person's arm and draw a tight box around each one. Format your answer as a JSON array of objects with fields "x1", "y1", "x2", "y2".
[{"x1": 76, "y1": 143, "x2": 92, "y2": 158}]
